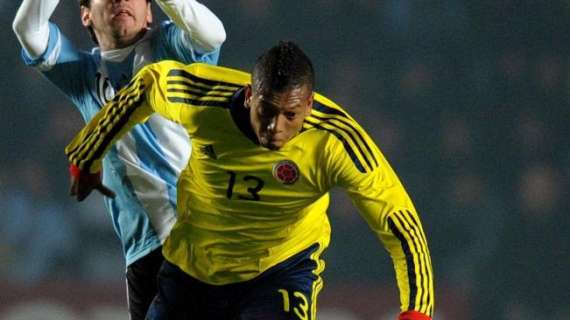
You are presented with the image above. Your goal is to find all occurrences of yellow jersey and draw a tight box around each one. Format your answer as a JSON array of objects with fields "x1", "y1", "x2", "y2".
[{"x1": 66, "y1": 60, "x2": 434, "y2": 316}]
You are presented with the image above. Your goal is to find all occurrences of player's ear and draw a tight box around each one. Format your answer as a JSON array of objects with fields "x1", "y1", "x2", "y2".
[
  {"x1": 80, "y1": 6, "x2": 92, "y2": 27},
  {"x1": 244, "y1": 85, "x2": 253, "y2": 109},
  {"x1": 306, "y1": 92, "x2": 314, "y2": 114},
  {"x1": 146, "y1": 1, "x2": 153, "y2": 26}
]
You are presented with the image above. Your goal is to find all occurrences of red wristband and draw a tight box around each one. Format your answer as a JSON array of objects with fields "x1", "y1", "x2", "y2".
[
  {"x1": 69, "y1": 164, "x2": 100, "y2": 179},
  {"x1": 69, "y1": 164, "x2": 82, "y2": 179},
  {"x1": 399, "y1": 311, "x2": 432, "y2": 320}
]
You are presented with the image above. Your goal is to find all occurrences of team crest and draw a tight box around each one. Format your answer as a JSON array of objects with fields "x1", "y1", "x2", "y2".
[{"x1": 272, "y1": 160, "x2": 300, "y2": 185}]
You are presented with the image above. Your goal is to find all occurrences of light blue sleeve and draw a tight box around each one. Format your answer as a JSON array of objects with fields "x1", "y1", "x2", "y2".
[
  {"x1": 21, "y1": 22, "x2": 99, "y2": 120},
  {"x1": 21, "y1": 22, "x2": 82, "y2": 66},
  {"x1": 152, "y1": 21, "x2": 220, "y2": 65}
]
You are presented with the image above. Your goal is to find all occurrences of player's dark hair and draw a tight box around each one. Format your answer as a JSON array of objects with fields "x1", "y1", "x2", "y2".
[
  {"x1": 78, "y1": 0, "x2": 152, "y2": 45},
  {"x1": 252, "y1": 41, "x2": 315, "y2": 94}
]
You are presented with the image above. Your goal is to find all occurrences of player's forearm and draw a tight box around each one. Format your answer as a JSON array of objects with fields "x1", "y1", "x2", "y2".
[
  {"x1": 155, "y1": 0, "x2": 226, "y2": 53},
  {"x1": 353, "y1": 199, "x2": 435, "y2": 317},
  {"x1": 354, "y1": 167, "x2": 435, "y2": 316},
  {"x1": 65, "y1": 74, "x2": 155, "y2": 174},
  {"x1": 12, "y1": 0, "x2": 60, "y2": 58},
  {"x1": 382, "y1": 210, "x2": 434, "y2": 318}
]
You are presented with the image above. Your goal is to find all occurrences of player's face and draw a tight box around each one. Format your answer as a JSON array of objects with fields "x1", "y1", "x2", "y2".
[
  {"x1": 245, "y1": 84, "x2": 313, "y2": 150},
  {"x1": 81, "y1": 0, "x2": 152, "y2": 49}
]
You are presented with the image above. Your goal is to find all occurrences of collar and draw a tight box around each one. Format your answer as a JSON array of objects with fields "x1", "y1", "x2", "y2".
[
  {"x1": 98, "y1": 27, "x2": 152, "y2": 62},
  {"x1": 230, "y1": 88, "x2": 259, "y2": 145}
]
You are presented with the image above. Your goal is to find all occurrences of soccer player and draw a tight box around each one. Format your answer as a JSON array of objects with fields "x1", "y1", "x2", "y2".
[
  {"x1": 66, "y1": 41, "x2": 434, "y2": 320},
  {"x1": 12, "y1": 0, "x2": 225, "y2": 318}
]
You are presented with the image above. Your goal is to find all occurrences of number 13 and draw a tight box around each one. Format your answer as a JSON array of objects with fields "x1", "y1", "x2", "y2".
[
  {"x1": 226, "y1": 171, "x2": 264, "y2": 201},
  {"x1": 278, "y1": 288, "x2": 310, "y2": 320}
]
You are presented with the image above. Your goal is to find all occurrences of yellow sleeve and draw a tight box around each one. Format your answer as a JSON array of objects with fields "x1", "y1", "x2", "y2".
[
  {"x1": 324, "y1": 122, "x2": 435, "y2": 317},
  {"x1": 64, "y1": 60, "x2": 188, "y2": 174}
]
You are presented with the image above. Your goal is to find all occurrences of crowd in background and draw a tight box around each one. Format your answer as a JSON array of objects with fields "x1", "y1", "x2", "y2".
[{"x1": 0, "y1": 1, "x2": 568, "y2": 319}]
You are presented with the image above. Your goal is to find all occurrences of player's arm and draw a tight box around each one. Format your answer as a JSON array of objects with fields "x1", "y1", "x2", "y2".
[
  {"x1": 155, "y1": 0, "x2": 226, "y2": 53},
  {"x1": 13, "y1": 0, "x2": 89, "y2": 102},
  {"x1": 322, "y1": 110, "x2": 434, "y2": 319},
  {"x1": 12, "y1": 0, "x2": 59, "y2": 58},
  {"x1": 65, "y1": 61, "x2": 186, "y2": 201}
]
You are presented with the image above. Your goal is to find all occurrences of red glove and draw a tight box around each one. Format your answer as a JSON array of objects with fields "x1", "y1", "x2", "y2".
[
  {"x1": 69, "y1": 164, "x2": 115, "y2": 201},
  {"x1": 399, "y1": 311, "x2": 432, "y2": 320}
]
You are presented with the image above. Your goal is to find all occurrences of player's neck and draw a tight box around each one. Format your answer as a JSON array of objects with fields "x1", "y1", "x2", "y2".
[{"x1": 97, "y1": 29, "x2": 148, "y2": 52}]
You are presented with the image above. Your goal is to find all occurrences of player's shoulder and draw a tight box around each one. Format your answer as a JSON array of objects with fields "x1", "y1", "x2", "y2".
[
  {"x1": 300, "y1": 94, "x2": 351, "y2": 152},
  {"x1": 304, "y1": 92, "x2": 379, "y2": 174},
  {"x1": 304, "y1": 92, "x2": 363, "y2": 135},
  {"x1": 142, "y1": 61, "x2": 250, "y2": 86},
  {"x1": 312, "y1": 93, "x2": 356, "y2": 122},
  {"x1": 189, "y1": 63, "x2": 251, "y2": 86},
  {"x1": 152, "y1": 20, "x2": 176, "y2": 36}
]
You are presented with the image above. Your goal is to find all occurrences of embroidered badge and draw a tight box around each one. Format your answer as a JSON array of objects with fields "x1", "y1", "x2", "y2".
[{"x1": 272, "y1": 160, "x2": 300, "y2": 185}]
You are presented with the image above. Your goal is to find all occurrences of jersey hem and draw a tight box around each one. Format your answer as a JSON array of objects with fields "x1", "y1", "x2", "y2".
[{"x1": 125, "y1": 240, "x2": 163, "y2": 267}]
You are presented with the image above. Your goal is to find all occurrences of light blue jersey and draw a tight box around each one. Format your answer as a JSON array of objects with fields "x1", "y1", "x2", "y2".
[{"x1": 22, "y1": 21, "x2": 220, "y2": 266}]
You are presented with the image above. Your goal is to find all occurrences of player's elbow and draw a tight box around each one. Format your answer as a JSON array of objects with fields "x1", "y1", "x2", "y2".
[
  {"x1": 200, "y1": 27, "x2": 226, "y2": 53},
  {"x1": 12, "y1": 15, "x2": 25, "y2": 37},
  {"x1": 212, "y1": 27, "x2": 227, "y2": 49},
  {"x1": 12, "y1": 13, "x2": 37, "y2": 41}
]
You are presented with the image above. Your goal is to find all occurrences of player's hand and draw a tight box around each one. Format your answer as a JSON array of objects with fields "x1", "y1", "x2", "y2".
[
  {"x1": 398, "y1": 311, "x2": 432, "y2": 320},
  {"x1": 69, "y1": 164, "x2": 116, "y2": 201}
]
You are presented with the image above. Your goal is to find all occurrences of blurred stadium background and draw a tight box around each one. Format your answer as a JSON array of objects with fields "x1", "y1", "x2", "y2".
[{"x1": 0, "y1": 1, "x2": 568, "y2": 319}]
